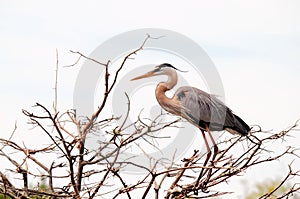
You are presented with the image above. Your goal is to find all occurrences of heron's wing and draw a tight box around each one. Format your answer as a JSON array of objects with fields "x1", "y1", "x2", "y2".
[
  {"x1": 175, "y1": 86, "x2": 250, "y2": 134},
  {"x1": 175, "y1": 86, "x2": 229, "y2": 130}
]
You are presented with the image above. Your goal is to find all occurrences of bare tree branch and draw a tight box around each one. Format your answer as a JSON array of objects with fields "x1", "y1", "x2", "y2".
[{"x1": 1, "y1": 36, "x2": 299, "y2": 199}]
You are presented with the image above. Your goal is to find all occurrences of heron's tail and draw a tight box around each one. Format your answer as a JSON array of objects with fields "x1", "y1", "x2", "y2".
[
  {"x1": 233, "y1": 114, "x2": 250, "y2": 135},
  {"x1": 226, "y1": 114, "x2": 250, "y2": 136}
]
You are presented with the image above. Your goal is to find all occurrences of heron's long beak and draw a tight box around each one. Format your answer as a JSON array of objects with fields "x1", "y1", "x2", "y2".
[{"x1": 130, "y1": 71, "x2": 156, "y2": 81}]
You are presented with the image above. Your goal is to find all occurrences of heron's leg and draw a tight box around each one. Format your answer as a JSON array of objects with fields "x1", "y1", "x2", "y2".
[
  {"x1": 203, "y1": 127, "x2": 219, "y2": 186},
  {"x1": 206, "y1": 126, "x2": 218, "y2": 165},
  {"x1": 194, "y1": 129, "x2": 211, "y2": 190}
]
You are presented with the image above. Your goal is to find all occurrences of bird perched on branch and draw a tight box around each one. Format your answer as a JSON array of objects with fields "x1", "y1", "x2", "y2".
[{"x1": 131, "y1": 63, "x2": 250, "y2": 188}]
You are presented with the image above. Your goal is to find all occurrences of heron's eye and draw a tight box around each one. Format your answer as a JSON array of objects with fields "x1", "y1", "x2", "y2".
[{"x1": 153, "y1": 67, "x2": 160, "y2": 72}]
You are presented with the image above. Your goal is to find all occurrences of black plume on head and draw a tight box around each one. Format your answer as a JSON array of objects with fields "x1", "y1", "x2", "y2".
[{"x1": 156, "y1": 63, "x2": 188, "y2": 72}]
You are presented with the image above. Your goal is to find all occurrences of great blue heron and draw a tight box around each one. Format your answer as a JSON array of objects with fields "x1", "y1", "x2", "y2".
[{"x1": 131, "y1": 63, "x2": 250, "y2": 187}]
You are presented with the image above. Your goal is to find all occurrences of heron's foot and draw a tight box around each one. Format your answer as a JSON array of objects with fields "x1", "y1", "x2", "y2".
[
  {"x1": 201, "y1": 186, "x2": 209, "y2": 193},
  {"x1": 199, "y1": 182, "x2": 209, "y2": 193},
  {"x1": 193, "y1": 181, "x2": 209, "y2": 195}
]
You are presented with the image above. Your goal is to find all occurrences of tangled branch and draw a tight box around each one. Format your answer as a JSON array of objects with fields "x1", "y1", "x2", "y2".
[{"x1": 0, "y1": 35, "x2": 299, "y2": 199}]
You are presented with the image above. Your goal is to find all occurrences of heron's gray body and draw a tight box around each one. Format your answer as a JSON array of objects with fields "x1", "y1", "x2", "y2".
[{"x1": 173, "y1": 86, "x2": 250, "y2": 135}]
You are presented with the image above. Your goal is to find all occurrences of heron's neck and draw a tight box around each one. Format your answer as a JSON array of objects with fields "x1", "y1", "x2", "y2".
[
  {"x1": 155, "y1": 70, "x2": 178, "y2": 112},
  {"x1": 161, "y1": 69, "x2": 178, "y2": 90}
]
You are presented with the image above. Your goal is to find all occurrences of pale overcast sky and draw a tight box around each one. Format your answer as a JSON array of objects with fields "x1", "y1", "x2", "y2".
[{"x1": 1, "y1": 0, "x2": 300, "y2": 198}]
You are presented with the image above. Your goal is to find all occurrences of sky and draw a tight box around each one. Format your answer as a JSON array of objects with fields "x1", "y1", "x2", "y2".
[{"x1": 1, "y1": 0, "x2": 300, "y2": 198}]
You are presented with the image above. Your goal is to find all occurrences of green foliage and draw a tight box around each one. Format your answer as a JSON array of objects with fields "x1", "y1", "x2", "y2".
[
  {"x1": 0, "y1": 194, "x2": 12, "y2": 199},
  {"x1": 245, "y1": 179, "x2": 299, "y2": 199}
]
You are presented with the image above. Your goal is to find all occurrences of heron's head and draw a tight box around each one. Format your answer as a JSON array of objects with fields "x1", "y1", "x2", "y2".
[{"x1": 131, "y1": 63, "x2": 185, "y2": 81}]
